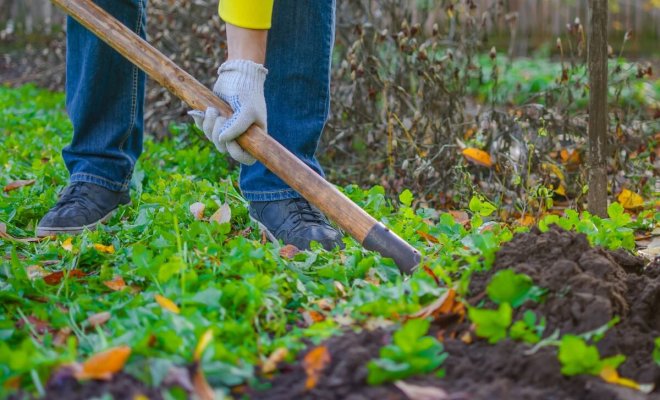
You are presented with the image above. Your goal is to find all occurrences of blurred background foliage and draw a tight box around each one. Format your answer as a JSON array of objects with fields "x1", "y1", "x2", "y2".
[{"x1": 1, "y1": 0, "x2": 658, "y2": 216}]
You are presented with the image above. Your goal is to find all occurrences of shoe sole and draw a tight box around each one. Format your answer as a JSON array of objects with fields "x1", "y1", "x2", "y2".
[{"x1": 36, "y1": 202, "x2": 130, "y2": 237}]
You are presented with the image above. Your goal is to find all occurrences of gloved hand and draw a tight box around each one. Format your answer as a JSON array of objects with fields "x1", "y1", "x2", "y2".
[{"x1": 188, "y1": 59, "x2": 268, "y2": 165}]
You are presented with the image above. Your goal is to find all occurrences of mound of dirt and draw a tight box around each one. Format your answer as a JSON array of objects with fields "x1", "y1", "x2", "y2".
[{"x1": 254, "y1": 226, "x2": 660, "y2": 400}]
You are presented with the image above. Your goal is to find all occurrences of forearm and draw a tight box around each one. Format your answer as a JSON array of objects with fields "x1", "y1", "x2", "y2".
[{"x1": 226, "y1": 23, "x2": 268, "y2": 65}]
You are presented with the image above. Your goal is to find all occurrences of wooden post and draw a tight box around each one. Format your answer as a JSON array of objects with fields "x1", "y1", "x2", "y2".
[
  {"x1": 587, "y1": 0, "x2": 608, "y2": 217},
  {"x1": 51, "y1": 0, "x2": 421, "y2": 273}
]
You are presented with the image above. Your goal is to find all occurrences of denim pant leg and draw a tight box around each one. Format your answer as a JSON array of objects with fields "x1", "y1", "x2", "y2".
[
  {"x1": 239, "y1": 0, "x2": 336, "y2": 202},
  {"x1": 63, "y1": 0, "x2": 147, "y2": 192}
]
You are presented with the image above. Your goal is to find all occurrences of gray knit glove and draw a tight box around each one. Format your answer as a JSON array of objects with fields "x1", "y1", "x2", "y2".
[{"x1": 188, "y1": 60, "x2": 268, "y2": 165}]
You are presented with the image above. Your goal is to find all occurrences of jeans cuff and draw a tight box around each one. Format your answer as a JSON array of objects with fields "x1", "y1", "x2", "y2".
[
  {"x1": 241, "y1": 188, "x2": 302, "y2": 202},
  {"x1": 70, "y1": 172, "x2": 130, "y2": 192}
]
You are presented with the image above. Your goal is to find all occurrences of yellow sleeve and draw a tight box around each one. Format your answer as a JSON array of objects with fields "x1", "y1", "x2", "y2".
[{"x1": 218, "y1": 0, "x2": 274, "y2": 30}]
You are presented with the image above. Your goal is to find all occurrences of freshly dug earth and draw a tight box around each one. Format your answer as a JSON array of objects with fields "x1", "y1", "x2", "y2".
[{"x1": 255, "y1": 226, "x2": 660, "y2": 400}]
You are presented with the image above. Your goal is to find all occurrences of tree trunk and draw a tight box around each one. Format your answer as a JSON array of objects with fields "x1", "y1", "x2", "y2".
[{"x1": 587, "y1": 0, "x2": 608, "y2": 217}]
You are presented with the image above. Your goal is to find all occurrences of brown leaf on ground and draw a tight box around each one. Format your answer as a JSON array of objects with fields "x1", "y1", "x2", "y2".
[
  {"x1": 303, "y1": 346, "x2": 331, "y2": 390},
  {"x1": 26, "y1": 265, "x2": 47, "y2": 281},
  {"x1": 193, "y1": 363, "x2": 215, "y2": 400},
  {"x1": 416, "y1": 230, "x2": 439, "y2": 244},
  {"x1": 261, "y1": 347, "x2": 289, "y2": 374},
  {"x1": 410, "y1": 289, "x2": 457, "y2": 320},
  {"x1": 302, "y1": 310, "x2": 326, "y2": 326},
  {"x1": 394, "y1": 380, "x2": 449, "y2": 400},
  {"x1": 86, "y1": 312, "x2": 111, "y2": 328},
  {"x1": 3, "y1": 179, "x2": 35, "y2": 192},
  {"x1": 279, "y1": 244, "x2": 300, "y2": 259},
  {"x1": 447, "y1": 210, "x2": 470, "y2": 226},
  {"x1": 189, "y1": 202, "x2": 206, "y2": 220},
  {"x1": 53, "y1": 327, "x2": 72, "y2": 347},
  {"x1": 210, "y1": 203, "x2": 231, "y2": 225},
  {"x1": 43, "y1": 269, "x2": 86, "y2": 285},
  {"x1": 16, "y1": 315, "x2": 52, "y2": 334},
  {"x1": 422, "y1": 265, "x2": 442, "y2": 286},
  {"x1": 103, "y1": 275, "x2": 127, "y2": 291},
  {"x1": 334, "y1": 281, "x2": 347, "y2": 297},
  {"x1": 74, "y1": 346, "x2": 131, "y2": 381}
]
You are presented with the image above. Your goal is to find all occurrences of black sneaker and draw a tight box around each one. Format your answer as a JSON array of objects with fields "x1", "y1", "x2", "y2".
[
  {"x1": 249, "y1": 198, "x2": 344, "y2": 251},
  {"x1": 36, "y1": 182, "x2": 130, "y2": 237}
]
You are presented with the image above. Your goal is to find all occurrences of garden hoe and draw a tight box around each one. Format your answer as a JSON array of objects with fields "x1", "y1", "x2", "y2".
[{"x1": 51, "y1": 0, "x2": 421, "y2": 274}]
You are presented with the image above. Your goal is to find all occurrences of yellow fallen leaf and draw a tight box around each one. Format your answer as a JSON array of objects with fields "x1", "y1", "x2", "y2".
[
  {"x1": 74, "y1": 346, "x2": 131, "y2": 380},
  {"x1": 617, "y1": 189, "x2": 644, "y2": 209},
  {"x1": 554, "y1": 184, "x2": 567, "y2": 197},
  {"x1": 462, "y1": 148, "x2": 492, "y2": 167},
  {"x1": 303, "y1": 346, "x2": 331, "y2": 390},
  {"x1": 194, "y1": 329, "x2": 213, "y2": 361},
  {"x1": 133, "y1": 395, "x2": 149, "y2": 400},
  {"x1": 600, "y1": 366, "x2": 654, "y2": 393},
  {"x1": 261, "y1": 347, "x2": 289, "y2": 374},
  {"x1": 62, "y1": 237, "x2": 73, "y2": 252},
  {"x1": 93, "y1": 243, "x2": 115, "y2": 254},
  {"x1": 155, "y1": 294, "x2": 180, "y2": 314}
]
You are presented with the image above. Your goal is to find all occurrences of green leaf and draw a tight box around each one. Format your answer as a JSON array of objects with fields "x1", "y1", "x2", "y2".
[
  {"x1": 486, "y1": 269, "x2": 544, "y2": 307},
  {"x1": 558, "y1": 335, "x2": 626, "y2": 376},
  {"x1": 468, "y1": 303, "x2": 512, "y2": 344},
  {"x1": 399, "y1": 189, "x2": 414, "y2": 207}
]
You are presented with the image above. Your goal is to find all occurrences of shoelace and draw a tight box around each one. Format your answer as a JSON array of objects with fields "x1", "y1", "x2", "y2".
[
  {"x1": 286, "y1": 198, "x2": 327, "y2": 227},
  {"x1": 52, "y1": 183, "x2": 98, "y2": 218}
]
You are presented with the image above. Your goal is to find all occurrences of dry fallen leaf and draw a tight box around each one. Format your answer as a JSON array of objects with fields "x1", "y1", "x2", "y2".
[
  {"x1": 87, "y1": 311, "x2": 111, "y2": 328},
  {"x1": 618, "y1": 189, "x2": 644, "y2": 209},
  {"x1": 447, "y1": 210, "x2": 470, "y2": 226},
  {"x1": 43, "y1": 269, "x2": 86, "y2": 285},
  {"x1": 74, "y1": 346, "x2": 132, "y2": 380},
  {"x1": 416, "y1": 230, "x2": 439, "y2": 244},
  {"x1": 600, "y1": 366, "x2": 654, "y2": 393},
  {"x1": 303, "y1": 346, "x2": 331, "y2": 390},
  {"x1": 26, "y1": 265, "x2": 47, "y2": 281},
  {"x1": 189, "y1": 202, "x2": 206, "y2": 220},
  {"x1": 462, "y1": 148, "x2": 493, "y2": 167},
  {"x1": 516, "y1": 215, "x2": 536, "y2": 227},
  {"x1": 261, "y1": 347, "x2": 289, "y2": 374},
  {"x1": 559, "y1": 148, "x2": 581, "y2": 165},
  {"x1": 334, "y1": 281, "x2": 347, "y2": 297},
  {"x1": 93, "y1": 243, "x2": 115, "y2": 254},
  {"x1": 302, "y1": 310, "x2": 326, "y2": 326},
  {"x1": 192, "y1": 364, "x2": 215, "y2": 400},
  {"x1": 279, "y1": 244, "x2": 300, "y2": 259},
  {"x1": 3, "y1": 179, "x2": 35, "y2": 192},
  {"x1": 394, "y1": 380, "x2": 449, "y2": 400},
  {"x1": 410, "y1": 289, "x2": 456, "y2": 320},
  {"x1": 53, "y1": 327, "x2": 72, "y2": 347},
  {"x1": 103, "y1": 275, "x2": 127, "y2": 291},
  {"x1": 61, "y1": 237, "x2": 74, "y2": 252},
  {"x1": 155, "y1": 294, "x2": 180, "y2": 314},
  {"x1": 210, "y1": 202, "x2": 231, "y2": 225}
]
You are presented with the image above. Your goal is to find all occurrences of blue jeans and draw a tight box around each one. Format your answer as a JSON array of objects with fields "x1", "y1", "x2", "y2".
[{"x1": 64, "y1": 0, "x2": 335, "y2": 201}]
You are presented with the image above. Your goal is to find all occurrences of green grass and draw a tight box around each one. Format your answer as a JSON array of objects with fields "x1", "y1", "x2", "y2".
[
  {"x1": 0, "y1": 84, "x2": 519, "y2": 398},
  {"x1": 0, "y1": 84, "x2": 654, "y2": 399}
]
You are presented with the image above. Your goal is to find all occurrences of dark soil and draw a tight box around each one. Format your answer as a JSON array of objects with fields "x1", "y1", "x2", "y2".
[
  {"x1": 7, "y1": 371, "x2": 165, "y2": 400},
  {"x1": 254, "y1": 226, "x2": 660, "y2": 400}
]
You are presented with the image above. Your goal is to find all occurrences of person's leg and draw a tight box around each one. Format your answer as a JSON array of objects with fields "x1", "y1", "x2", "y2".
[
  {"x1": 239, "y1": 0, "x2": 336, "y2": 201},
  {"x1": 37, "y1": 0, "x2": 146, "y2": 236},
  {"x1": 63, "y1": 0, "x2": 147, "y2": 192},
  {"x1": 243, "y1": 0, "x2": 342, "y2": 250}
]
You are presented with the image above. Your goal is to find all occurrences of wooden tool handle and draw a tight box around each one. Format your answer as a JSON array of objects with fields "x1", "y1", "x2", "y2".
[{"x1": 52, "y1": 0, "x2": 421, "y2": 273}]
